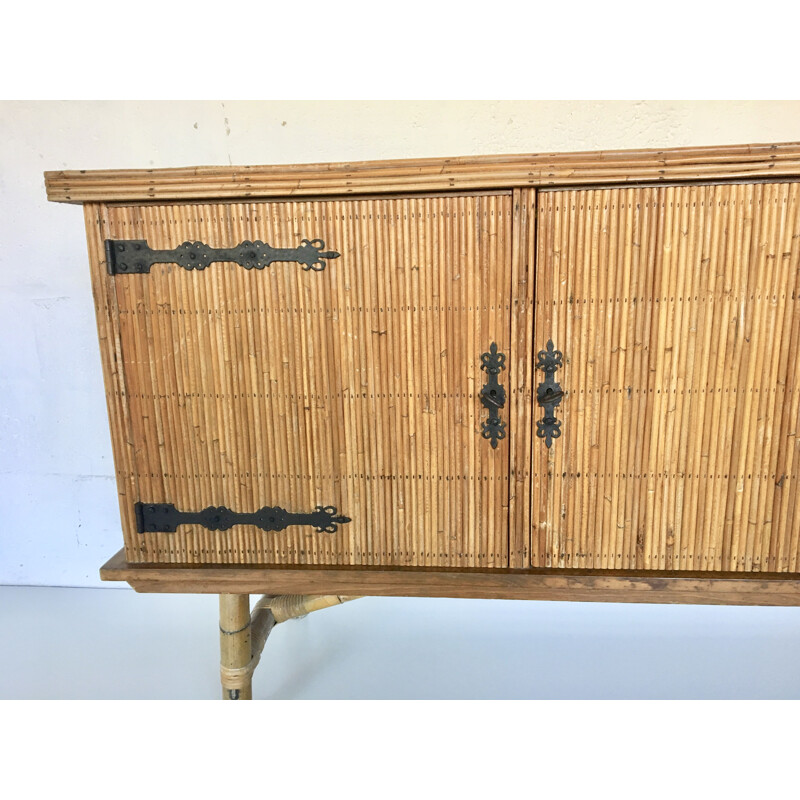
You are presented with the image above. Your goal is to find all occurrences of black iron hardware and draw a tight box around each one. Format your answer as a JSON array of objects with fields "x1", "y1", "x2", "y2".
[
  {"x1": 480, "y1": 342, "x2": 506, "y2": 449},
  {"x1": 105, "y1": 238, "x2": 340, "y2": 275},
  {"x1": 135, "y1": 502, "x2": 350, "y2": 534},
  {"x1": 536, "y1": 340, "x2": 564, "y2": 448}
]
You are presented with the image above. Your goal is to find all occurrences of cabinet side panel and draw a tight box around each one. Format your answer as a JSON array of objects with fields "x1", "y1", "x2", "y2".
[
  {"x1": 534, "y1": 184, "x2": 800, "y2": 572},
  {"x1": 82, "y1": 204, "x2": 143, "y2": 562}
]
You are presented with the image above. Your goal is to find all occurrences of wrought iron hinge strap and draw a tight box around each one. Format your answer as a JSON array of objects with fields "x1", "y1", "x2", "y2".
[
  {"x1": 105, "y1": 238, "x2": 340, "y2": 275},
  {"x1": 480, "y1": 342, "x2": 506, "y2": 449},
  {"x1": 135, "y1": 502, "x2": 350, "y2": 534},
  {"x1": 536, "y1": 339, "x2": 564, "y2": 449}
]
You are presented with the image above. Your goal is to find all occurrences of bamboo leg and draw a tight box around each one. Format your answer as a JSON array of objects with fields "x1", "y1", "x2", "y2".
[
  {"x1": 219, "y1": 594, "x2": 252, "y2": 700},
  {"x1": 217, "y1": 593, "x2": 360, "y2": 700}
]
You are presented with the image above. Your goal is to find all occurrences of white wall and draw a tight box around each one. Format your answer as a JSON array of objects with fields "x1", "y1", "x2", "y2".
[{"x1": 2, "y1": 99, "x2": 800, "y2": 588}]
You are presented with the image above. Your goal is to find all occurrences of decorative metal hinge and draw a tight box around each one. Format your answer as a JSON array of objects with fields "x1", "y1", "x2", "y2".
[
  {"x1": 536, "y1": 340, "x2": 564, "y2": 448},
  {"x1": 105, "y1": 238, "x2": 340, "y2": 275},
  {"x1": 134, "y1": 502, "x2": 350, "y2": 534},
  {"x1": 480, "y1": 342, "x2": 506, "y2": 449}
]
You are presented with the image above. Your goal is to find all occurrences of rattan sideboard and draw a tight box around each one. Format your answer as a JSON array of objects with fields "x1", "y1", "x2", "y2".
[{"x1": 45, "y1": 142, "x2": 800, "y2": 697}]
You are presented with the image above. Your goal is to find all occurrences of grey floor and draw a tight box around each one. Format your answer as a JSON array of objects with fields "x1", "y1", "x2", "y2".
[{"x1": 1, "y1": 585, "x2": 800, "y2": 699}]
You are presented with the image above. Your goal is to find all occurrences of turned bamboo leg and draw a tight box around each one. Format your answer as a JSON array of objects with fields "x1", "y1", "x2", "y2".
[{"x1": 219, "y1": 594, "x2": 252, "y2": 700}]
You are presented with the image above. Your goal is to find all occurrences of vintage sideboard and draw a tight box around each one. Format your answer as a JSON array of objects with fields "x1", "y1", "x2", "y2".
[{"x1": 45, "y1": 142, "x2": 800, "y2": 698}]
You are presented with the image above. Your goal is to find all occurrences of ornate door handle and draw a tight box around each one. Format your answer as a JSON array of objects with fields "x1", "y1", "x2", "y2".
[
  {"x1": 480, "y1": 343, "x2": 506, "y2": 449},
  {"x1": 536, "y1": 340, "x2": 564, "y2": 448}
]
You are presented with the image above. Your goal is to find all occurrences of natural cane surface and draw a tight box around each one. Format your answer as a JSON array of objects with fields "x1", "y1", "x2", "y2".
[
  {"x1": 533, "y1": 183, "x2": 800, "y2": 572},
  {"x1": 85, "y1": 194, "x2": 513, "y2": 567},
  {"x1": 45, "y1": 142, "x2": 800, "y2": 204}
]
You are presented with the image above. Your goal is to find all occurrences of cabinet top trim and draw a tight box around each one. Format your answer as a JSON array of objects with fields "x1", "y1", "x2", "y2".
[{"x1": 45, "y1": 141, "x2": 800, "y2": 204}]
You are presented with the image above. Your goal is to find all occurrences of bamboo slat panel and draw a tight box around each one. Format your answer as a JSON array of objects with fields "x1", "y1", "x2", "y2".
[
  {"x1": 46, "y1": 142, "x2": 800, "y2": 204},
  {"x1": 533, "y1": 183, "x2": 800, "y2": 572},
  {"x1": 86, "y1": 194, "x2": 513, "y2": 567}
]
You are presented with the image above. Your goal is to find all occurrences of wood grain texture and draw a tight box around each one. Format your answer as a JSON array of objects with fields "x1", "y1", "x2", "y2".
[
  {"x1": 86, "y1": 194, "x2": 514, "y2": 568},
  {"x1": 45, "y1": 142, "x2": 800, "y2": 204},
  {"x1": 533, "y1": 183, "x2": 800, "y2": 572},
  {"x1": 100, "y1": 550, "x2": 800, "y2": 605}
]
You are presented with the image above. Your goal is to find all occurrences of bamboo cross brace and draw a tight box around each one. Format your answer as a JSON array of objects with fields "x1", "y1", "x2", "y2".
[{"x1": 219, "y1": 593, "x2": 360, "y2": 700}]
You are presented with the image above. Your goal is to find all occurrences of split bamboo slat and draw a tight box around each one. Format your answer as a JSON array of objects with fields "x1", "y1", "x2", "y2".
[
  {"x1": 533, "y1": 183, "x2": 800, "y2": 572},
  {"x1": 84, "y1": 193, "x2": 513, "y2": 567},
  {"x1": 508, "y1": 189, "x2": 536, "y2": 567}
]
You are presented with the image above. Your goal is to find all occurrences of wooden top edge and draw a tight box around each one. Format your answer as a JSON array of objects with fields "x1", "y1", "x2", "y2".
[
  {"x1": 45, "y1": 141, "x2": 800, "y2": 204},
  {"x1": 46, "y1": 141, "x2": 800, "y2": 178}
]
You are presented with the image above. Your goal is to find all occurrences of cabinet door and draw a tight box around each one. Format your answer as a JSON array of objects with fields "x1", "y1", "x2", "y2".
[
  {"x1": 532, "y1": 183, "x2": 800, "y2": 572},
  {"x1": 88, "y1": 193, "x2": 514, "y2": 568}
]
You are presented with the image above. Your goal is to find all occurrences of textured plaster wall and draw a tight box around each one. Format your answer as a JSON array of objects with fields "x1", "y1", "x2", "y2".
[{"x1": 2, "y1": 100, "x2": 800, "y2": 587}]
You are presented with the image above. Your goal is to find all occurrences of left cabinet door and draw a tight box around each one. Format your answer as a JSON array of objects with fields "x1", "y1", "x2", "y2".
[{"x1": 84, "y1": 194, "x2": 515, "y2": 568}]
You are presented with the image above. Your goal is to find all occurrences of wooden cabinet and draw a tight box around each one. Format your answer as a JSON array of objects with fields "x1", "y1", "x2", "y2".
[{"x1": 45, "y1": 143, "x2": 800, "y2": 605}]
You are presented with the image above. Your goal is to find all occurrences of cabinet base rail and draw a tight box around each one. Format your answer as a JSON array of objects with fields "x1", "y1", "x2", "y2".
[{"x1": 102, "y1": 550, "x2": 800, "y2": 606}]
